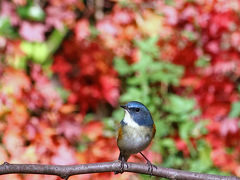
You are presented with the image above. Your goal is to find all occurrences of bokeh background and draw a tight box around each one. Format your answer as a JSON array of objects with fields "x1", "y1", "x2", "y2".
[{"x1": 1, "y1": 0, "x2": 240, "y2": 179}]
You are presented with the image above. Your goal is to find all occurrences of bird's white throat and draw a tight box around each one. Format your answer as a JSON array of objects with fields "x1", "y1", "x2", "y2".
[{"x1": 123, "y1": 110, "x2": 139, "y2": 127}]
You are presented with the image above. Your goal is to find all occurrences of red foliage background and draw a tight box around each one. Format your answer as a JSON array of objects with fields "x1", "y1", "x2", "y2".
[{"x1": 1, "y1": 0, "x2": 240, "y2": 179}]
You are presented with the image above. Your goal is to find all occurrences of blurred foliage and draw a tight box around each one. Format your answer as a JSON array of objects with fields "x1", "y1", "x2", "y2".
[
  {"x1": 0, "y1": 17, "x2": 18, "y2": 38},
  {"x1": 1, "y1": 0, "x2": 240, "y2": 180}
]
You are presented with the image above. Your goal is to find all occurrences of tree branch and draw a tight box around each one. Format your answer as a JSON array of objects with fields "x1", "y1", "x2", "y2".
[{"x1": 0, "y1": 161, "x2": 239, "y2": 180}]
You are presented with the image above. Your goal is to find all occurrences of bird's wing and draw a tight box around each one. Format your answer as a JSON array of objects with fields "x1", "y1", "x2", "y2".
[{"x1": 117, "y1": 126, "x2": 123, "y2": 140}]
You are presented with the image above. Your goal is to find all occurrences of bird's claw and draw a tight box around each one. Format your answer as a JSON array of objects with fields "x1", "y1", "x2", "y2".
[
  {"x1": 146, "y1": 160, "x2": 157, "y2": 176},
  {"x1": 120, "y1": 160, "x2": 128, "y2": 173},
  {"x1": 139, "y1": 152, "x2": 157, "y2": 176},
  {"x1": 115, "y1": 160, "x2": 128, "y2": 174}
]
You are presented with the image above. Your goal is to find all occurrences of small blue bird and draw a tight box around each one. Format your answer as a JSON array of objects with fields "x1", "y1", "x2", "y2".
[{"x1": 115, "y1": 101, "x2": 156, "y2": 174}]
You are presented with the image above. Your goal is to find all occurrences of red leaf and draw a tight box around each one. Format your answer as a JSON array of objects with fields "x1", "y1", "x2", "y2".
[
  {"x1": 82, "y1": 121, "x2": 103, "y2": 141},
  {"x1": 75, "y1": 19, "x2": 90, "y2": 41},
  {"x1": 100, "y1": 75, "x2": 119, "y2": 106},
  {"x1": 57, "y1": 116, "x2": 82, "y2": 141},
  {"x1": 46, "y1": 6, "x2": 75, "y2": 30},
  {"x1": 220, "y1": 118, "x2": 238, "y2": 136},
  {"x1": 0, "y1": 1, "x2": 20, "y2": 25},
  {"x1": 113, "y1": 9, "x2": 134, "y2": 25},
  {"x1": 51, "y1": 144, "x2": 77, "y2": 165},
  {"x1": 97, "y1": 18, "x2": 118, "y2": 36}
]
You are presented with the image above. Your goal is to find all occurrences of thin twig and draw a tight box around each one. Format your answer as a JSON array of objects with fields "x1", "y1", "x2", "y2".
[{"x1": 0, "y1": 161, "x2": 238, "y2": 180}]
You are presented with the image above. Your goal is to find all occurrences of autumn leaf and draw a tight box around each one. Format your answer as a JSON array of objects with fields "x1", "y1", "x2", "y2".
[{"x1": 19, "y1": 21, "x2": 46, "y2": 42}]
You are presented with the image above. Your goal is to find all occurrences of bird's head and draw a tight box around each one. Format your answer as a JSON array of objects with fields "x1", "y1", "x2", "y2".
[{"x1": 121, "y1": 101, "x2": 154, "y2": 127}]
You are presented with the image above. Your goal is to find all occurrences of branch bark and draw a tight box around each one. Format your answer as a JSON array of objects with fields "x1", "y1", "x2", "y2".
[{"x1": 0, "y1": 161, "x2": 239, "y2": 180}]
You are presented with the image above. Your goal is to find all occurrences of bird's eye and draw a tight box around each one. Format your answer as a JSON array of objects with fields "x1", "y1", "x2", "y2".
[{"x1": 136, "y1": 108, "x2": 140, "y2": 112}]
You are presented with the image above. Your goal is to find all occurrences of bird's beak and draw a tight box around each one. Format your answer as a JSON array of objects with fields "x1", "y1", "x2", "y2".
[{"x1": 120, "y1": 105, "x2": 127, "y2": 109}]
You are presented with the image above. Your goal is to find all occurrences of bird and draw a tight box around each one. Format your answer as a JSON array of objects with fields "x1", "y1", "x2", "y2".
[{"x1": 115, "y1": 101, "x2": 156, "y2": 174}]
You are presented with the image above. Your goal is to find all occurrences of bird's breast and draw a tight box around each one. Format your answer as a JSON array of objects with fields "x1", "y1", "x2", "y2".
[{"x1": 117, "y1": 125, "x2": 154, "y2": 154}]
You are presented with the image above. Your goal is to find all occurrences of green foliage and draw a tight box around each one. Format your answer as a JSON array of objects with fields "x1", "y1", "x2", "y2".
[
  {"x1": 134, "y1": 36, "x2": 159, "y2": 58},
  {"x1": 17, "y1": 1, "x2": 45, "y2": 22},
  {"x1": 229, "y1": 101, "x2": 240, "y2": 118},
  {"x1": 163, "y1": 94, "x2": 195, "y2": 114},
  {"x1": 19, "y1": 28, "x2": 67, "y2": 69},
  {"x1": 55, "y1": 86, "x2": 70, "y2": 101},
  {"x1": 189, "y1": 140, "x2": 212, "y2": 172},
  {"x1": 114, "y1": 36, "x2": 184, "y2": 107},
  {"x1": 114, "y1": 57, "x2": 131, "y2": 76},
  {"x1": 89, "y1": 25, "x2": 99, "y2": 39},
  {"x1": 0, "y1": 17, "x2": 18, "y2": 38},
  {"x1": 21, "y1": 41, "x2": 49, "y2": 63},
  {"x1": 195, "y1": 55, "x2": 211, "y2": 67},
  {"x1": 182, "y1": 30, "x2": 197, "y2": 41},
  {"x1": 164, "y1": 0, "x2": 175, "y2": 6}
]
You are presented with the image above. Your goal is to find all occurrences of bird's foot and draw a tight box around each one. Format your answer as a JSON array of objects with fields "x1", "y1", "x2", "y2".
[
  {"x1": 146, "y1": 159, "x2": 157, "y2": 176},
  {"x1": 120, "y1": 159, "x2": 129, "y2": 173},
  {"x1": 139, "y1": 152, "x2": 157, "y2": 176},
  {"x1": 115, "y1": 160, "x2": 128, "y2": 174}
]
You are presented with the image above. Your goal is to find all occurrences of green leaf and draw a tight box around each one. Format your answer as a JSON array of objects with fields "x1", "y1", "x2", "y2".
[
  {"x1": 229, "y1": 101, "x2": 240, "y2": 118},
  {"x1": 46, "y1": 28, "x2": 68, "y2": 55},
  {"x1": 12, "y1": 57, "x2": 28, "y2": 69},
  {"x1": 28, "y1": 5, "x2": 45, "y2": 21},
  {"x1": 192, "y1": 120, "x2": 208, "y2": 137},
  {"x1": 162, "y1": 155, "x2": 183, "y2": 168},
  {"x1": 17, "y1": 4, "x2": 45, "y2": 21},
  {"x1": 20, "y1": 41, "x2": 34, "y2": 57},
  {"x1": 0, "y1": 17, "x2": 18, "y2": 38},
  {"x1": 102, "y1": 117, "x2": 117, "y2": 137},
  {"x1": 164, "y1": 0, "x2": 175, "y2": 6},
  {"x1": 190, "y1": 140, "x2": 212, "y2": 172},
  {"x1": 155, "y1": 120, "x2": 170, "y2": 137},
  {"x1": 112, "y1": 108, "x2": 124, "y2": 121},
  {"x1": 132, "y1": 52, "x2": 152, "y2": 72},
  {"x1": 134, "y1": 36, "x2": 159, "y2": 57},
  {"x1": 56, "y1": 87, "x2": 69, "y2": 101},
  {"x1": 89, "y1": 25, "x2": 99, "y2": 38},
  {"x1": 114, "y1": 57, "x2": 131, "y2": 75},
  {"x1": 20, "y1": 29, "x2": 67, "y2": 64},
  {"x1": 160, "y1": 138, "x2": 177, "y2": 154},
  {"x1": 179, "y1": 120, "x2": 195, "y2": 140},
  {"x1": 127, "y1": 73, "x2": 146, "y2": 85},
  {"x1": 195, "y1": 55, "x2": 211, "y2": 67},
  {"x1": 182, "y1": 30, "x2": 197, "y2": 41},
  {"x1": 21, "y1": 42, "x2": 49, "y2": 63},
  {"x1": 32, "y1": 43, "x2": 49, "y2": 63},
  {"x1": 163, "y1": 95, "x2": 195, "y2": 114},
  {"x1": 238, "y1": 85, "x2": 240, "y2": 93},
  {"x1": 148, "y1": 62, "x2": 184, "y2": 85},
  {"x1": 120, "y1": 87, "x2": 143, "y2": 102}
]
